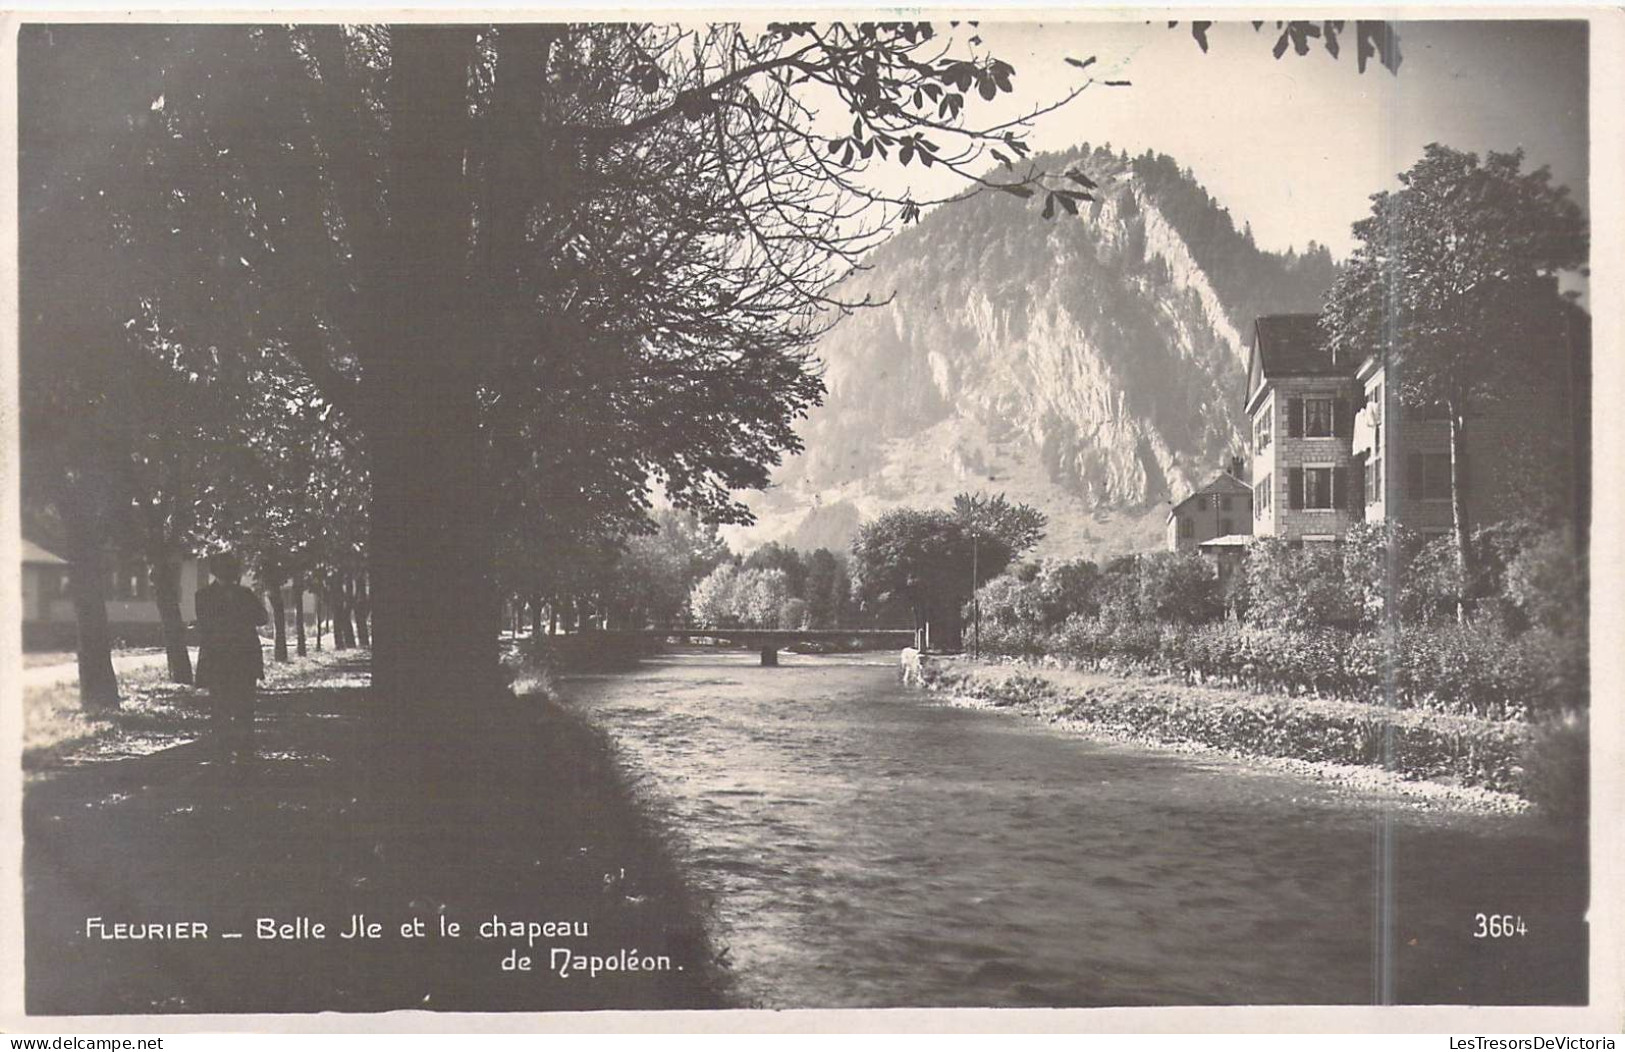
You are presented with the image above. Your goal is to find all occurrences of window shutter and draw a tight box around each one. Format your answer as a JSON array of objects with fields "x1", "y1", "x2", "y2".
[
  {"x1": 1407, "y1": 453, "x2": 1425, "y2": 501},
  {"x1": 1332, "y1": 466, "x2": 1346, "y2": 509},
  {"x1": 1344, "y1": 464, "x2": 1363, "y2": 511},
  {"x1": 1334, "y1": 398, "x2": 1351, "y2": 437},
  {"x1": 1287, "y1": 398, "x2": 1303, "y2": 438},
  {"x1": 1289, "y1": 467, "x2": 1303, "y2": 509}
]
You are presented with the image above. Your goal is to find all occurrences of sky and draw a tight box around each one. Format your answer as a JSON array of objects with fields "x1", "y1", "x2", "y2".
[{"x1": 854, "y1": 19, "x2": 1590, "y2": 261}]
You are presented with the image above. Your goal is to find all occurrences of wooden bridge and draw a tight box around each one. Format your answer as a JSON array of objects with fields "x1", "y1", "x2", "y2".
[{"x1": 618, "y1": 628, "x2": 919, "y2": 665}]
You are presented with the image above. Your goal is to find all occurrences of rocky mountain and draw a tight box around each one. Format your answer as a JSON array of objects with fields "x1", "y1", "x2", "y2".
[{"x1": 731, "y1": 145, "x2": 1340, "y2": 562}]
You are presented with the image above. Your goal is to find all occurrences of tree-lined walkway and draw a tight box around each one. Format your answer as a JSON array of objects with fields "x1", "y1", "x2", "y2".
[{"x1": 24, "y1": 655, "x2": 722, "y2": 1014}]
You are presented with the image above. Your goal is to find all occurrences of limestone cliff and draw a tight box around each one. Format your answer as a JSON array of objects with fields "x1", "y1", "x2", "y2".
[{"x1": 736, "y1": 145, "x2": 1339, "y2": 561}]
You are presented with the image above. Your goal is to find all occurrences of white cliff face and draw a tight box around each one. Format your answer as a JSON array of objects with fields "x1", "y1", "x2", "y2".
[{"x1": 734, "y1": 146, "x2": 1338, "y2": 562}]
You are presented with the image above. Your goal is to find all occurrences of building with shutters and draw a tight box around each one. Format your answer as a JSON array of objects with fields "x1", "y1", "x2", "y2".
[
  {"x1": 1244, "y1": 315, "x2": 1363, "y2": 543},
  {"x1": 1348, "y1": 306, "x2": 1589, "y2": 540},
  {"x1": 1244, "y1": 309, "x2": 1589, "y2": 545},
  {"x1": 1166, "y1": 469, "x2": 1253, "y2": 552}
]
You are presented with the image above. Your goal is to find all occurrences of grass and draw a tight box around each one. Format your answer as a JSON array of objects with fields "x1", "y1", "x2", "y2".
[
  {"x1": 23, "y1": 650, "x2": 728, "y2": 1014},
  {"x1": 23, "y1": 650, "x2": 351, "y2": 775}
]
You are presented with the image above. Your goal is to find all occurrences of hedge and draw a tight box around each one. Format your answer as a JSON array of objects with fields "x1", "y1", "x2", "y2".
[{"x1": 973, "y1": 617, "x2": 1583, "y2": 719}]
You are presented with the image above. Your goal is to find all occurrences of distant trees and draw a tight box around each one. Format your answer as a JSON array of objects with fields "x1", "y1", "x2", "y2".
[
  {"x1": 850, "y1": 493, "x2": 1046, "y2": 644},
  {"x1": 685, "y1": 543, "x2": 853, "y2": 630},
  {"x1": 1320, "y1": 144, "x2": 1588, "y2": 606}
]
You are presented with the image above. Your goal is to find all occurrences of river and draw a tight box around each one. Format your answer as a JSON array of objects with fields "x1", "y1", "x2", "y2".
[{"x1": 563, "y1": 648, "x2": 1587, "y2": 1008}]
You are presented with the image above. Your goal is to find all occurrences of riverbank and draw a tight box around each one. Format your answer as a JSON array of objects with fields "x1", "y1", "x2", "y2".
[
  {"x1": 24, "y1": 652, "x2": 726, "y2": 1013},
  {"x1": 906, "y1": 652, "x2": 1550, "y2": 816},
  {"x1": 563, "y1": 648, "x2": 1587, "y2": 1006}
]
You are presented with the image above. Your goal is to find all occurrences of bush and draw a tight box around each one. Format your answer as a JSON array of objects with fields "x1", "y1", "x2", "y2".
[
  {"x1": 1245, "y1": 538, "x2": 1362, "y2": 630},
  {"x1": 1403, "y1": 534, "x2": 1465, "y2": 623},
  {"x1": 1505, "y1": 528, "x2": 1586, "y2": 637},
  {"x1": 1521, "y1": 710, "x2": 1588, "y2": 824}
]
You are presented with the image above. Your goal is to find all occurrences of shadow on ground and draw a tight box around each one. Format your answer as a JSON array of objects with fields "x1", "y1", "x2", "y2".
[{"x1": 25, "y1": 653, "x2": 725, "y2": 1015}]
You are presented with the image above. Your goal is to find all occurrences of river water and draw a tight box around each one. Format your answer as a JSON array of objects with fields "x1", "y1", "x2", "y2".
[{"x1": 564, "y1": 649, "x2": 1587, "y2": 1008}]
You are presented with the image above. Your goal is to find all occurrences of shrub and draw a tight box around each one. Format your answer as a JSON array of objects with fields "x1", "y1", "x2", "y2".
[
  {"x1": 1521, "y1": 710, "x2": 1588, "y2": 824},
  {"x1": 1135, "y1": 551, "x2": 1223, "y2": 624},
  {"x1": 1245, "y1": 538, "x2": 1362, "y2": 630},
  {"x1": 1505, "y1": 528, "x2": 1586, "y2": 638},
  {"x1": 1403, "y1": 534, "x2": 1465, "y2": 623}
]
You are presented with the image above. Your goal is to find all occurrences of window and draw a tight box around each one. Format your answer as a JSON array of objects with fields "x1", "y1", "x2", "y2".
[
  {"x1": 1254, "y1": 409, "x2": 1272, "y2": 452},
  {"x1": 1179, "y1": 517, "x2": 1194, "y2": 540},
  {"x1": 1290, "y1": 465, "x2": 1346, "y2": 510},
  {"x1": 1364, "y1": 457, "x2": 1383, "y2": 505},
  {"x1": 1408, "y1": 453, "x2": 1453, "y2": 501},
  {"x1": 1304, "y1": 467, "x2": 1334, "y2": 508},
  {"x1": 1255, "y1": 474, "x2": 1271, "y2": 518},
  {"x1": 1304, "y1": 398, "x2": 1334, "y2": 438},
  {"x1": 1287, "y1": 395, "x2": 1352, "y2": 439}
]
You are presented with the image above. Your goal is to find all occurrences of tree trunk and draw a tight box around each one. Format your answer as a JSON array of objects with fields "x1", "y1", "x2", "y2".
[
  {"x1": 336, "y1": 585, "x2": 352, "y2": 650},
  {"x1": 61, "y1": 487, "x2": 120, "y2": 710},
  {"x1": 331, "y1": 585, "x2": 352, "y2": 650},
  {"x1": 364, "y1": 26, "x2": 500, "y2": 714},
  {"x1": 149, "y1": 552, "x2": 194, "y2": 684},
  {"x1": 352, "y1": 574, "x2": 372, "y2": 648},
  {"x1": 295, "y1": 580, "x2": 308, "y2": 657},
  {"x1": 531, "y1": 595, "x2": 543, "y2": 638},
  {"x1": 269, "y1": 584, "x2": 289, "y2": 662},
  {"x1": 138, "y1": 499, "x2": 194, "y2": 685},
  {"x1": 314, "y1": 590, "x2": 323, "y2": 652},
  {"x1": 1448, "y1": 404, "x2": 1476, "y2": 622}
]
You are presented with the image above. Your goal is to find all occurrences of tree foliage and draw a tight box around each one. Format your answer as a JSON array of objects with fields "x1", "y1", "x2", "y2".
[
  {"x1": 20, "y1": 19, "x2": 1401, "y2": 708},
  {"x1": 1320, "y1": 144, "x2": 1588, "y2": 601},
  {"x1": 852, "y1": 493, "x2": 1045, "y2": 639}
]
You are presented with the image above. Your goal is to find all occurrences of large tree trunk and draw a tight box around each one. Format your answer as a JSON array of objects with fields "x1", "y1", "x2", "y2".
[
  {"x1": 353, "y1": 573, "x2": 372, "y2": 648},
  {"x1": 138, "y1": 500, "x2": 194, "y2": 685},
  {"x1": 531, "y1": 595, "x2": 543, "y2": 638},
  {"x1": 294, "y1": 580, "x2": 308, "y2": 657},
  {"x1": 331, "y1": 584, "x2": 352, "y2": 650},
  {"x1": 1448, "y1": 403, "x2": 1476, "y2": 622},
  {"x1": 366, "y1": 26, "x2": 501, "y2": 715},
  {"x1": 150, "y1": 553, "x2": 194, "y2": 684},
  {"x1": 314, "y1": 590, "x2": 323, "y2": 652},
  {"x1": 61, "y1": 485, "x2": 119, "y2": 710},
  {"x1": 269, "y1": 583, "x2": 289, "y2": 662}
]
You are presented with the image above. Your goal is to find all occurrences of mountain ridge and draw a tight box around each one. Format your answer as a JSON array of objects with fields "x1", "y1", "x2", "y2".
[{"x1": 729, "y1": 144, "x2": 1341, "y2": 562}]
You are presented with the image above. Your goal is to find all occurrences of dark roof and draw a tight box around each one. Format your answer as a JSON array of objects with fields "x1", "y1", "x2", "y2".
[
  {"x1": 1254, "y1": 314, "x2": 1344, "y2": 377},
  {"x1": 1169, "y1": 472, "x2": 1252, "y2": 515}
]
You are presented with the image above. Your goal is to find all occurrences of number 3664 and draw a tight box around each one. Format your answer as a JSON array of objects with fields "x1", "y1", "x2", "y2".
[{"x1": 1473, "y1": 913, "x2": 1528, "y2": 938}]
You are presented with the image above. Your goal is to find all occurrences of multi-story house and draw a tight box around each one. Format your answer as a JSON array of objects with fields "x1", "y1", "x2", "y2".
[
  {"x1": 1351, "y1": 306, "x2": 1589, "y2": 539},
  {"x1": 1244, "y1": 314, "x2": 1363, "y2": 543},
  {"x1": 1165, "y1": 467, "x2": 1252, "y2": 552},
  {"x1": 1247, "y1": 307, "x2": 1589, "y2": 545}
]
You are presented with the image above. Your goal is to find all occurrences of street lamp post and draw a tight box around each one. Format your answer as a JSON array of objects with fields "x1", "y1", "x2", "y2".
[{"x1": 971, "y1": 529, "x2": 980, "y2": 661}]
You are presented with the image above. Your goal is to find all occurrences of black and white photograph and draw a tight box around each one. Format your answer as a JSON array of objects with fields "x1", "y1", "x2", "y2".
[{"x1": 3, "y1": 9, "x2": 1618, "y2": 1028}]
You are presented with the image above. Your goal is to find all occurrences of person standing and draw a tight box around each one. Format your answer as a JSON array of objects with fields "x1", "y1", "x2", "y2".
[{"x1": 195, "y1": 553, "x2": 269, "y2": 760}]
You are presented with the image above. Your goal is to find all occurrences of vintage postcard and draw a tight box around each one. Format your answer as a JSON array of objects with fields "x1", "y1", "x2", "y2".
[{"x1": 2, "y1": 6, "x2": 1620, "y2": 1033}]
